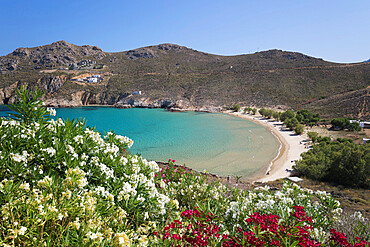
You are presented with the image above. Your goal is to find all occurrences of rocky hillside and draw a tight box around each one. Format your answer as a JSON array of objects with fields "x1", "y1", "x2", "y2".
[
  {"x1": 0, "y1": 40, "x2": 105, "y2": 70},
  {"x1": 0, "y1": 41, "x2": 369, "y2": 119}
]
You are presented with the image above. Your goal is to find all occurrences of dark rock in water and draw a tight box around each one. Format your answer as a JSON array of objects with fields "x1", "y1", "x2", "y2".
[{"x1": 160, "y1": 99, "x2": 175, "y2": 108}]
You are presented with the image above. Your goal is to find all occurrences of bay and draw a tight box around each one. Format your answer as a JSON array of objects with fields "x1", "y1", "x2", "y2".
[{"x1": 0, "y1": 105, "x2": 279, "y2": 180}]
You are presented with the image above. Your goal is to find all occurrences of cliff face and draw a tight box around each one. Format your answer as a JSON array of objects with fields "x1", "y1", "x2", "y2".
[
  {"x1": 0, "y1": 82, "x2": 19, "y2": 104},
  {"x1": 0, "y1": 41, "x2": 369, "y2": 119},
  {"x1": 38, "y1": 75, "x2": 68, "y2": 92}
]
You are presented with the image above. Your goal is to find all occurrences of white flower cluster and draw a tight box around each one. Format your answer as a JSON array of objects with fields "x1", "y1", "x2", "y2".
[
  {"x1": 10, "y1": 151, "x2": 30, "y2": 163},
  {"x1": 85, "y1": 128, "x2": 105, "y2": 145},
  {"x1": 46, "y1": 118, "x2": 65, "y2": 132},
  {"x1": 41, "y1": 147, "x2": 56, "y2": 157},
  {"x1": 46, "y1": 107, "x2": 56, "y2": 116},
  {"x1": 115, "y1": 134, "x2": 134, "y2": 149},
  {"x1": 73, "y1": 135, "x2": 84, "y2": 144}
]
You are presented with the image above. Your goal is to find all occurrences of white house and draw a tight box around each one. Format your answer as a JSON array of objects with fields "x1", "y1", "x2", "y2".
[{"x1": 88, "y1": 77, "x2": 98, "y2": 83}]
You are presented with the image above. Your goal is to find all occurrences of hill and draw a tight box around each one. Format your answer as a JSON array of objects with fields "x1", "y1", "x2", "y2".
[{"x1": 0, "y1": 41, "x2": 369, "y2": 119}]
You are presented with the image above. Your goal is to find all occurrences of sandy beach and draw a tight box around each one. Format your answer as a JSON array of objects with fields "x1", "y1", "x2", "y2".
[{"x1": 229, "y1": 112, "x2": 308, "y2": 183}]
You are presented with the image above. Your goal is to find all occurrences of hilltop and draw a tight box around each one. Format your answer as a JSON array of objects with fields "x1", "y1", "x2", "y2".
[{"x1": 0, "y1": 41, "x2": 369, "y2": 119}]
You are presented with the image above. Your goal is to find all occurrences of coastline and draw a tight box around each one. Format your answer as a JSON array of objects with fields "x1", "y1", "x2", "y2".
[{"x1": 228, "y1": 112, "x2": 308, "y2": 183}]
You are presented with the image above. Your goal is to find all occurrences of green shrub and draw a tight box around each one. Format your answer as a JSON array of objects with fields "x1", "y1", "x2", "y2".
[
  {"x1": 232, "y1": 104, "x2": 240, "y2": 112},
  {"x1": 331, "y1": 118, "x2": 350, "y2": 130},
  {"x1": 294, "y1": 124, "x2": 305, "y2": 135},
  {"x1": 296, "y1": 109, "x2": 320, "y2": 124},
  {"x1": 284, "y1": 117, "x2": 299, "y2": 130},
  {"x1": 308, "y1": 131, "x2": 319, "y2": 143},
  {"x1": 251, "y1": 108, "x2": 257, "y2": 115},
  {"x1": 280, "y1": 110, "x2": 295, "y2": 121},
  {"x1": 294, "y1": 142, "x2": 370, "y2": 188}
]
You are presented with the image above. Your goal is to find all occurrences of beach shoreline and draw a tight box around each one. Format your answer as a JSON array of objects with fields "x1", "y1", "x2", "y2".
[
  {"x1": 227, "y1": 112, "x2": 308, "y2": 183},
  {"x1": 60, "y1": 105, "x2": 309, "y2": 183}
]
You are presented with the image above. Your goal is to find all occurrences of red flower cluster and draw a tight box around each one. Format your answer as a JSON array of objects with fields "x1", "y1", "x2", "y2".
[
  {"x1": 330, "y1": 229, "x2": 369, "y2": 247},
  {"x1": 292, "y1": 205, "x2": 313, "y2": 223},
  {"x1": 161, "y1": 208, "x2": 221, "y2": 246},
  {"x1": 157, "y1": 207, "x2": 369, "y2": 247},
  {"x1": 156, "y1": 164, "x2": 190, "y2": 185},
  {"x1": 222, "y1": 207, "x2": 320, "y2": 247}
]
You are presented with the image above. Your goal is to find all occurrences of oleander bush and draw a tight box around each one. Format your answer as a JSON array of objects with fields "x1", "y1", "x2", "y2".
[
  {"x1": 0, "y1": 87, "x2": 177, "y2": 246},
  {"x1": 0, "y1": 87, "x2": 369, "y2": 246}
]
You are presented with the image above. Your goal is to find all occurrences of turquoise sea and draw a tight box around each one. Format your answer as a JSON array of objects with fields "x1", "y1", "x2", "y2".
[{"x1": 0, "y1": 106, "x2": 279, "y2": 180}]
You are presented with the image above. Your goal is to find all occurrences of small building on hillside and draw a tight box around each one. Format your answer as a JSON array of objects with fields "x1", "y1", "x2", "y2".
[
  {"x1": 363, "y1": 122, "x2": 370, "y2": 129},
  {"x1": 134, "y1": 91, "x2": 142, "y2": 95},
  {"x1": 92, "y1": 75, "x2": 101, "y2": 78}
]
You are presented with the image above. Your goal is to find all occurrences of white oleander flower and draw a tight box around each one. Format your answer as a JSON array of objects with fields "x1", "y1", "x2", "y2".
[
  {"x1": 19, "y1": 182, "x2": 30, "y2": 190},
  {"x1": 18, "y1": 226, "x2": 27, "y2": 235},
  {"x1": 41, "y1": 147, "x2": 56, "y2": 157},
  {"x1": 73, "y1": 135, "x2": 84, "y2": 144},
  {"x1": 116, "y1": 231, "x2": 130, "y2": 246},
  {"x1": 46, "y1": 107, "x2": 56, "y2": 116}
]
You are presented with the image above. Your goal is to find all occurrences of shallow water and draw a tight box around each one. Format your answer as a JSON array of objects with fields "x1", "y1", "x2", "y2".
[{"x1": 0, "y1": 106, "x2": 279, "y2": 180}]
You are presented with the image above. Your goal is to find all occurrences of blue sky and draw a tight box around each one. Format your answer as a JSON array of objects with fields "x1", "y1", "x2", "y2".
[{"x1": 1, "y1": 0, "x2": 369, "y2": 62}]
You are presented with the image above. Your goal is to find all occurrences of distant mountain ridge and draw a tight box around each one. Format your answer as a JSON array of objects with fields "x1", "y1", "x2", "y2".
[{"x1": 0, "y1": 41, "x2": 369, "y2": 120}]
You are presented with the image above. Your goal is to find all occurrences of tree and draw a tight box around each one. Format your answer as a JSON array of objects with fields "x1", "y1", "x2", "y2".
[
  {"x1": 296, "y1": 109, "x2": 318, "y2": 124},
  {"x1": 252, "y1": 108, "x2": 257, "y2": 115},
  {"x1": 232, "y1": 104, "x2": 241, "y2": 112},
  {"x1": 294, "y1": 142, "x2": 370, "y2": 188},
  {"x1": 348, "y1": 122, "x2": 362, "y2": 131},
  {"x1": 337, "y1": 138, "x2": 353, "y2": 143},
  {"x1": 307, "y1": 132, "x2": 319, "y2": 143},
  {"x1": 317, "y1": 136, "x2": 331, "y2": 143},
  {"x1": 294, "y1": 124, "x2": 304, "y2": 135},
  {"x1": 280, "y1": 110, "x2": 295, "y2": 121},
  {"x1": 273, "y1": 112, "x2": 280, "y2": 121},
  {"x1": 330, "y1": 118, "x2": 362, "y2": 131},
  {"x1": 330, "y1": 118, "x2": 350, "y2": 130},
  {"x1": 259, "y1": 108, "x2": 266, "y2": 117},
  {"x1": 266, "y1": 110, "x2": 273, "y2": 119},
  {"x1": 284, "y1": 117, "x2": 299, "y2": 130},
  {"x1": 244, "y1": 107, "x2": 252, "y2": 114}
]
